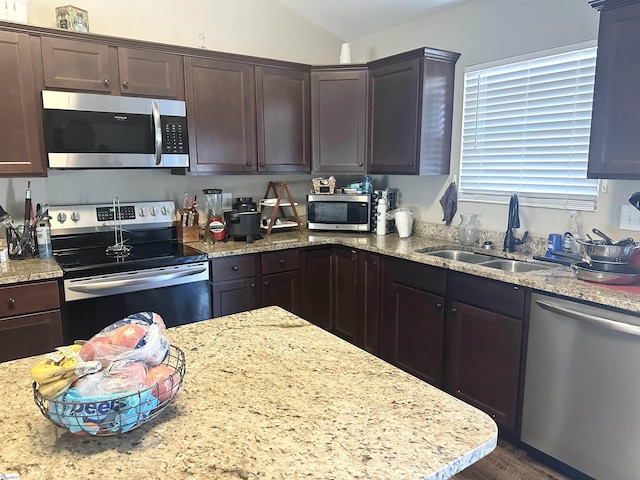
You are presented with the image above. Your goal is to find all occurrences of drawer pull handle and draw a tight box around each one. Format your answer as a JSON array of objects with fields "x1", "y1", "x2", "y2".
[
  {"x1": 231, "y1": 266, "x2": 239, "y2": 271},
  {"x1": 250, "y1": 283, "x2": 255, "y2": 288},
  {"x1": 122, "y1": 81, "x2": 129, "y2": 89},
  {"x1": 264, "y1": 281, "x2": 269, "y2": 286},
  {"x1": 8, "y1": 297, "x2": 15, "y2": 307},
  {"x1": 103, "y1": 79, "x2": 110, "y2": 87},
  {"x1": 279, "y1": 259, "x2": 285, "y2": 264}
]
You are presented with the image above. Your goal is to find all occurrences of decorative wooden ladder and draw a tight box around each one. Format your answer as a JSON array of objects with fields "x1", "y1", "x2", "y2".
[{"x1": 261, "y1": 181, "x2": 303, "y2": 235}]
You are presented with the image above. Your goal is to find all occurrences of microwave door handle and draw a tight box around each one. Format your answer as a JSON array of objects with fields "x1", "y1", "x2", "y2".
[{"x1": 152, "y1": 100, "x2": 162, "y2": 165}]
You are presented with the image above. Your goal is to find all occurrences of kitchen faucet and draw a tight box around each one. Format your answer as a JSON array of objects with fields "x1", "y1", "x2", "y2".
[{"x1": 503, "y1": 193, "x2": 528, "y2": 252}]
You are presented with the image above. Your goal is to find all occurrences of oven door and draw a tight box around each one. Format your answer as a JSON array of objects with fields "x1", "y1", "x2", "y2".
[{"x1": 62, "y1": 262, "x2": 211, "y2": 342}]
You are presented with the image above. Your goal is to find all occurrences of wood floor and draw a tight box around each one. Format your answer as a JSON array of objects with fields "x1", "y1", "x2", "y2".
[{"x1": 452, "y1": 439, "x2": 571, "y2": 480}]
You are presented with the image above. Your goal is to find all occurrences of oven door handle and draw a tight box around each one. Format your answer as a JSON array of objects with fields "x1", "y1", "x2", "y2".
[{"x1": 68, "y1": 266, "x2": 207, "y2": 294}]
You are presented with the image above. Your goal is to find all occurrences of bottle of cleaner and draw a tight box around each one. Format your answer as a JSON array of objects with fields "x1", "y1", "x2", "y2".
[
  {"x1": 36, "y1": 216, "x2": 52, "y2": 259},
  {"x1": 562, "y1": 211, "x2": 583, "y2": 254},
  {"x1": 376, "y1": 198, "x2": 387, "y2": 236}
]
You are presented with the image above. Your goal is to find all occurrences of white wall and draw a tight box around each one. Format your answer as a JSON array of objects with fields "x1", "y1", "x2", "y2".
[{"x1": 351, "y1": 0, "x2": 640, "y2": 239}]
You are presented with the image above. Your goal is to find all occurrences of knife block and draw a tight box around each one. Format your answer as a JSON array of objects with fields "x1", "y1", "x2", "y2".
[{"x1": 177, "y1": 209, "x2": 199, "y2": 243}]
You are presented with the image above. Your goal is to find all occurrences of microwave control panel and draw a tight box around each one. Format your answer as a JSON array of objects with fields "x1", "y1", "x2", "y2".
[{"x1": 162, "y1": 117, "x2": 188, "y2": 154}]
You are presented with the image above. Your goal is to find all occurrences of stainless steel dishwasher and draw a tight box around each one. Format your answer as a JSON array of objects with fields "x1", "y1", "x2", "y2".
[{"x1": 522, "y1": 292, "x2": 640, "y2": 480}]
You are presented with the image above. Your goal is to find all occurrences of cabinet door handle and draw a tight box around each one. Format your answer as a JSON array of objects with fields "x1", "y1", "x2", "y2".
[
  {"x1": 259, "y1": 163, "x2": 266, "y2": 168},
  {"x1": 8, "y1": 297, "x2": 15, "y2": 307},
  {"x1": 451, "y1": 307, "x2": 457, "y2": 314},
  {"x1": 103, "y1": 79, "x2": 110, "y2": 87},
  {"x1": 279, "y1": 259, "x2": 285, "y2": 264},
  {"x1": 246, "y1": 162, "x2": 252, "y2": 166},
  {"x1": 358, "y1": 162, "x2": 364, "y2": 167},
  {"x1": 122, "y1": 81, "x2": 129, "y2": 89},
  {"x1": 264, "y1": 281, "x2": 269, "y2": 286},
  {"x1": 231, "y1": 266, "x2": 239, "y2": 271},
  {"x1": 436, "y1": 303, "x2": 443, "y2": 311},
  {"x1": 249, "y1": 283, "x2": 255, "y2": 288}
]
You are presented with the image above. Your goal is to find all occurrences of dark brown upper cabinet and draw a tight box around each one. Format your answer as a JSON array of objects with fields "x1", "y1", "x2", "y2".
[
  {"x1": 368, "y1": 47, "x2": 460, "y2": 175},
  {"x1": 40, "y1": 37, "x2": 184, "y2": 99},
  {"x1": 184, "y1": 57, "x2": 257, "y2": 173},
  {"x1": 587, "y1": 0, "x2": 640, "y2": 178},
  {"x1": 0, "y1": 31, "x2": 46, "y2": 176},
  {"x1": 256, "y1": 66, "x2": 311, "y2": 174},
  {"x1": 311, "y1": 65, "x2": 368, "y2": 174}
]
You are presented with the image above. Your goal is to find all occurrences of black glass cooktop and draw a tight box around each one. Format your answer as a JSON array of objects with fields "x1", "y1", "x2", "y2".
[{"x1": 54, "y1": 241, "x2": 207, "y2": 278}]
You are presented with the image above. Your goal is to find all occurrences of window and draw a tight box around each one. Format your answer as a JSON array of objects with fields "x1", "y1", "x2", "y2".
[{"x1": 459, "y1": 44, "x2": 599, "y2": 211}]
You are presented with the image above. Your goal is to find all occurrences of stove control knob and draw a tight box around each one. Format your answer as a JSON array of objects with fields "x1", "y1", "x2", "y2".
[
  {"x1": 57, "y1": 212, "x2": 67, "y2": 223},
  {"x1": 138, "y1": 207, "x2": 147, "y2": 217},
  {"x1": 150, "y1": 207, "x2": 157, "y2": 216},
  {"x1": 161, "y1": 206, "x2": 169, "y2": 216},
  {"x1": 71, "y1": 211, "x2": 81, "y2": 222}
]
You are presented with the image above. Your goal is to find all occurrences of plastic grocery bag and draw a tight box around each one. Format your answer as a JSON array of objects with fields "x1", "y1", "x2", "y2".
[
  {"x1": 74, "y1": 360, "x2": 149, "y2": 397},
  {"x1": 79, "y1": 312, "x2": 169, "y2": 367}
]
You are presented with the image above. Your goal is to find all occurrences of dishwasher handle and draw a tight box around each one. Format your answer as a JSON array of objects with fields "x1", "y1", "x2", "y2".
[
  {"x1": 535, "y1": 298, "x2": 640, "y2": 337},
  {"x1": 69, "y1": 266, "x2": 207, "y2": 294}
]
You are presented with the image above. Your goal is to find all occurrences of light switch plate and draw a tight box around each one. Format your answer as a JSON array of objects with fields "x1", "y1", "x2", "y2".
[
  {"x1": 619, "y1": 204, "x2": 640, "y2": 231},
  {"x1": 222, "y1": 192, "x2": 232, "y2": 211}
]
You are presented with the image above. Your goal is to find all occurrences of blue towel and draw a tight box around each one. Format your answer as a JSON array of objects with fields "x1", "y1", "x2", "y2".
[{"x1": 439, "y1": 181, "x2": 458, "y2": 226}]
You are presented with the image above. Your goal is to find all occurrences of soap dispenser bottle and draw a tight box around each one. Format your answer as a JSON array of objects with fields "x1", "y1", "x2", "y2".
[{"x1": 562, "y1": 211, "x2": 583, "y2": 254}]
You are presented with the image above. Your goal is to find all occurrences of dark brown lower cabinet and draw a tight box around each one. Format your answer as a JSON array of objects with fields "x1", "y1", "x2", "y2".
[
  {"x1": 300, "y1": 247, "x2": 380, "y2": 354},
  {"x1": 262, "y1": 270, "x2": 299, "y2": 314},
  {"x1": 211, "y1": 255, "x2": 260, "y2": 318},
  {"x1": 299, "y1": 247, "x2": 333, "y2": 330},
  {"x1": 0, "y1": 280, "x2": 63, "y2": 361},
  {"x1": 332, "y1": 247, "x2": 358, "y2": 343},
  {"x1": 356, "y1": 251, "x2": 380, "y2": 354},
  {"x1": 379, "y1": 256, "x2": 447, "y2": 386},
  {"x1": 261, "y1": 250, "x2": 300, "y2": 314},
  {"x1": 444, "y1": 272, "x2": 528, "y2": 433},
  {"x1": 212, "y1": 278, "x2": 259, "y2": 318},
  {"x1": 444, "y1": 301, "x2": 522, "y2": 430}
]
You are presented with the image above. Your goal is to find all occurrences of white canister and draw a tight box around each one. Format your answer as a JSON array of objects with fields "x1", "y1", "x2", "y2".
[
  {"x1": 394, "y1": 209, "x2": 414, "y2": 238},
  {"x1": 339, "y1": 43, "x2": 351, "y2": 64}
]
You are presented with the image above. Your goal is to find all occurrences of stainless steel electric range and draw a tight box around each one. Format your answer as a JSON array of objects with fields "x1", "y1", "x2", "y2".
[{"x1": 50, "y1": 200, "x2": 211, "y2": 343}]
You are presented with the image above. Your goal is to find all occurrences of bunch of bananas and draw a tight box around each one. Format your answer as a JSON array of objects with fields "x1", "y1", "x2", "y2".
[{"x1": 31, "y1": 344, "x2": 83, "y2": 400}]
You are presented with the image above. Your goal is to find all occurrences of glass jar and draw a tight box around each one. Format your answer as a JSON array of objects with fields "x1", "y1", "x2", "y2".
[{"x1": 458, "y1": 213, "x2": 481, "y2": 246}]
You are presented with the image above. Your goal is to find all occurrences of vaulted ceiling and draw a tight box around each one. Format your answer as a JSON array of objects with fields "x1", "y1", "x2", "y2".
[{"x1": 275, "y1": 0, "x2": 475, "y2": 42}]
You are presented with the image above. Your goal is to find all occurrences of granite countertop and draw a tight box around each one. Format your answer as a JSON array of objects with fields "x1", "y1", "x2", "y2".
[
  {"x1": 0, "y1": 306, "x2": 497, "y2": 479},
  {"x1": 2, "y1": 227, "x2": 638, "y2": 314},
  {"x1": 193, "y1": 230, "x2": 640, "y2": 314}
]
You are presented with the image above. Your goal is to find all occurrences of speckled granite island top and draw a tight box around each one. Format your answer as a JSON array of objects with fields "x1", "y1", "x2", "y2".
[{"x1": 0, "y1": 307, "x2": 497, "y2": 480}]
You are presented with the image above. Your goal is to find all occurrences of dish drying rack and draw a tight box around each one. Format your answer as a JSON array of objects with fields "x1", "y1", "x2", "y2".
[{"x1": 260, "y1": 182, "x2": 302, "y2": 235}]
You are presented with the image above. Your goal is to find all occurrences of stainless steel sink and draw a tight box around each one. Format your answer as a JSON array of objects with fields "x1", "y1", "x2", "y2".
[
  {"x1": 479, "y1": 259, "x2": 552, "y2": 273},
  {"x1": 418, "y1": 249, "x2": 494, "y2": 264},
  {"x1": 418, "y1": 248, "x2": 554, "y2": 272}
]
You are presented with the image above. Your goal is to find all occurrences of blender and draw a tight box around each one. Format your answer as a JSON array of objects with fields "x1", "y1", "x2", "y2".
[{"x1": 203, "y1": 188, "x2": 226, "y2": 243}]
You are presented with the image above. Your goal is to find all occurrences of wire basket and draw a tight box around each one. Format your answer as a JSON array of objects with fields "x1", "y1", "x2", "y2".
[
  {"x1": 312, "y1": 177, "x2": 336, "y2": 194},
  {"x1": 33, "y1": 344, "x2": 185, "y2": 436}
]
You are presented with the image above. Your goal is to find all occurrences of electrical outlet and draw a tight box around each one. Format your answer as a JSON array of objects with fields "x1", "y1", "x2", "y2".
[
  {"x1": 222, "y1": 193, "x2": 232, "y2": 211},
  {"x1": 619, "y1": 205, "x2": 640, "y2": 231}
]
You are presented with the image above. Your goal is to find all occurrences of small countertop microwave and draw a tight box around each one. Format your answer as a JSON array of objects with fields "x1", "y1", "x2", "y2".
[
  {"x1": 42, "y1": 90, "x2": 189, "y2": 169},
  {"x1": 307, "y1": 194, "x2": 371, "y2": 232}
]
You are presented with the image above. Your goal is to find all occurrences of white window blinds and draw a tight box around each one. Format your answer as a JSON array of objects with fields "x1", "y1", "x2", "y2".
[{"x1": 459, "y1": 45, "x2": 599, "y2": 211}]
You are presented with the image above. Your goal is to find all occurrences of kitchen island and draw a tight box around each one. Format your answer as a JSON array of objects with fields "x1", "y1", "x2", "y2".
[{"x1": 0, "y1": 306, "x2": 497, "y2": 479}]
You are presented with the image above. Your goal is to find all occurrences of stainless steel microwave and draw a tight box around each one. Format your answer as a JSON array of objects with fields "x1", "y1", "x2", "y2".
[
  {"x1": 42, "y1": 90, "x2": 189, "y2": 169},
  {"x1": 307, "y1": 194, "x2": 371, "y2": 232}
]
